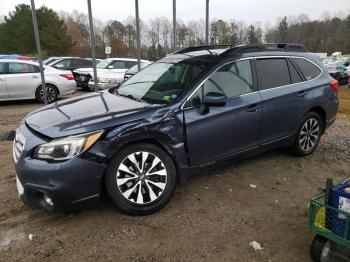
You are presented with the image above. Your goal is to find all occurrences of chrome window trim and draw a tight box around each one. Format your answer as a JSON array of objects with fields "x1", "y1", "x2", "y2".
[{"x1": 180, "y1": 55, "x2": 323, "y2": 111}]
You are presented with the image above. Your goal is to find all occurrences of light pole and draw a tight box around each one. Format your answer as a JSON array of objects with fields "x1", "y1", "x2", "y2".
[
  {"x1": 30, "y1": 0, "x2": 48, "y2": 104},
  {"x1": 172, "y1": 0, "x2": 176, "y2": 52},
  {"x1": 206, "y1": 0, "x2": 209, "y2": 45},
  {"x1": 135, "y1": 0, "x2": 141, "y2": 71},
  {"x1": 87, "y1": 0, "x2": 98, "y2": 92}
]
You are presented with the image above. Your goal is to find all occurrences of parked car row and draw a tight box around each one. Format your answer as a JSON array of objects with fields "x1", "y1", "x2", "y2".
[
  {"x1": 74, "y1": 58, "x2": 151, "y2": 91},
  {"x1": 0, "y1": 55, "x2": 152, "y2": 103}
]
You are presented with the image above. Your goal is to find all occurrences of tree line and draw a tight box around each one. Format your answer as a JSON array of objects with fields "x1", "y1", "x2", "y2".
[{"x1": 0, "y1": 4, "x2": 349, "y2": 61}]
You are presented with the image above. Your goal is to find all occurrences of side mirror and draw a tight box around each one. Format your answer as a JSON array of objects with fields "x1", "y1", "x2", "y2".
[
  {"x1": 107, "y1": 65, "x2": 114, "y2": 69},
  {"x1": 199, "y1": 92, "x2": 226, "y2": 114}
]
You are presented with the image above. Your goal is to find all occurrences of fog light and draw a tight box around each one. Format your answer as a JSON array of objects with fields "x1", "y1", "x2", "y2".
[{"x1": 43, "y1": 194, "x2": 53, "y2": 206}]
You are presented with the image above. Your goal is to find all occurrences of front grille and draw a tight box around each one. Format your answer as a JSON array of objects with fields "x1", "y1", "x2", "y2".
[{"x1": 13, "y1": 129, "x2": 26, "y2": 163}]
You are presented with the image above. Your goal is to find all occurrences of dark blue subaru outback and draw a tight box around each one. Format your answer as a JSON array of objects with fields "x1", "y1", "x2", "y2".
[{"x1": 13, "y1": 44, "x2": 339, "y2": 215}]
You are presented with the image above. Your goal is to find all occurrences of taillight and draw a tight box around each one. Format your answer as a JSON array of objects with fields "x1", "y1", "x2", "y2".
[
  {"x1": 329, "y1": 79, "x2": 339, "y2": 92},
  {"x1": 60, "y1": 74, "x2": 74, "y2": 80}
]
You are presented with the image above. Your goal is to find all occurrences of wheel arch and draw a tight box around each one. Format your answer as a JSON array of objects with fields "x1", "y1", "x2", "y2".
[
  {"x1": 105, "y1": 135, "x2": 190, "y2": 184},
  {"x1": 307, "y1": 106, "x2": 327, "y2": 133}
]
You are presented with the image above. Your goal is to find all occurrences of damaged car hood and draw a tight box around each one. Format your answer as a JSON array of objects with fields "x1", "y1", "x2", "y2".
[{"x1": 25, "y1": 90, "x2": 158, "y2": 138}]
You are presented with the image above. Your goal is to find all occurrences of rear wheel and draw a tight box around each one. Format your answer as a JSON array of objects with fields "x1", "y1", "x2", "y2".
[
  {"x1": 35, "y1": 84, "x2": 59, "y2": 103},
  {"x1": 105, "y1": 144, "x2": 177, "y2": 215},
  {"x1": 292, "y1": 112, "x2": 322, "y2": 156}
]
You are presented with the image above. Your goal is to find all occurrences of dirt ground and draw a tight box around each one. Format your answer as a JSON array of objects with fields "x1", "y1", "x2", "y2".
[{"x1": 0, "y1": 87, "x2": 350, "y2": 261}]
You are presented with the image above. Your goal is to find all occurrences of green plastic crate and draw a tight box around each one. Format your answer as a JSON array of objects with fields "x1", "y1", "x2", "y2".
[{"x1": 308, "y1": 195, "x2": 350, "y2": 249}]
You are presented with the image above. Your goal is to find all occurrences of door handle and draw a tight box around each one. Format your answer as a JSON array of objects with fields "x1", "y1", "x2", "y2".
[
  {"x1": 297, "y1": 91, "x2": 308, "y2": 98},
  {"x1": 247, "y1": 104, "x2": 261, "y2": 112},
  {"x1": 32, "y1": 75, "x2": 40, "y2": 79}
]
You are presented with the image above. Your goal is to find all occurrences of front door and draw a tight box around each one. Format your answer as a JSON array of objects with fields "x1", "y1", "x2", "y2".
[{"x1": 183, "y1": 59, "x2": 262, "y2": 166}]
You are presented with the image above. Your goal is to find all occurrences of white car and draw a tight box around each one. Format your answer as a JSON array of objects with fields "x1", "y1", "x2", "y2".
[
  {"x1": 87, "y1": 59, "x2": 151, "y2": 91},
  {"x1": 74, "y1": 58, "x2": 148, "y2": 90},
  {"x1": 0, "y1": 59, "x2": 76, "y2": 103}
]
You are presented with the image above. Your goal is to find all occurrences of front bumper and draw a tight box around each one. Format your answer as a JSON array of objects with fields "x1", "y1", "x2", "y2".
[
  {"x1": 88, "y1": 82, "x2": 116, "y2": 91},
  {"x1": 73, "y1": 73, "x2": 91, "y2": 87},
  {"x1": 14, "y1": 122, "x2": 107, "y2": 212}
]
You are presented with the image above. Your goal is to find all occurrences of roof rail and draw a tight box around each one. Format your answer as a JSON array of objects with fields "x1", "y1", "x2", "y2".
[
  {"x1": 219, "y1": 43, "x2": 308, "y2": 57},
  {"x1": 174, "y1": 45, "x2": 231, "y2": 54}
]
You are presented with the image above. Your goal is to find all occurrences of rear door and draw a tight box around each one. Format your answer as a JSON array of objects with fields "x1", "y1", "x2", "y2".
[
  {"x1": 183, "y1": 59, "x2": 262, "y2": 166},
  {"x1": 0, "y1": 62, "x2": 8, "y2": 99},
  {"x1": 6, "y1": 62, "x2": 41, "y2": 99},
  {"x1": 255, "y1": 57, "x2": 308, "y2": 145}
]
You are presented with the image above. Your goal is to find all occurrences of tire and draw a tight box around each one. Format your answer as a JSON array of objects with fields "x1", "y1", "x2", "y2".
[
  {"x1": 292, "y1": 112, "x2": 323, "y2": 156},
  {"x1": 105, "y1": 143, "x2": 177, "y2": 215},
  {"x1": 310, "y1": 235, "x2": 334, "y2": 262},
  {"x1": 35, "y1": 84, "x2": 59, "y2": 103}
]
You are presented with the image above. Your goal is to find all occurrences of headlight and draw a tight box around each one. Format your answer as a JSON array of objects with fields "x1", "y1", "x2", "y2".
[
  {"x1": 34, "y1": 131, "x2": 103, "y2": 161},
  {"x1": 100, "y1": 78, "x2": 116, "y2": 84}
]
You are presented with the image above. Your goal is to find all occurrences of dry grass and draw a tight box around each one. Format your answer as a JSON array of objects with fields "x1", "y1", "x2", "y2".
[{"x1": 338, "y1": 85, "x2": 350, "y2": 119}]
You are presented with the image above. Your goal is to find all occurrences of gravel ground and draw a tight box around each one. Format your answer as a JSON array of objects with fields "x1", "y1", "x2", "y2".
[{"x1": 0, "y1": 90, "x2": 350, "y2": 261}]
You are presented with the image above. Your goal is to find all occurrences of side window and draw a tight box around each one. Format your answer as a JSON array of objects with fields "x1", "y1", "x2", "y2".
[
  {"x1": 127, "y1": 61, "x2": 137, "y2": 68},
  {"x1": 185, "y1": 60, "x2": 254, "y2": 108},
  {"x1": 287, "y1": 59, "x2": 303, "y2": 84},
  {"x1": 0, "y1": 63, "x2": 5, "y2": 74},
  {"x1": 8, "y1": 63, "x2": 36, "y2": 74},
  {"x1": 293, "y1": 58, "x2": 321, "y2": 81},
  {"x1": 111, "y1": 61, "x2": 127, "y2": 69},
  {"x1": 255, "y1": 58, "x2": 290, "y2": 90},
  {"x1": 54, "y1": 59, "x2": 71, "y2": 69}
]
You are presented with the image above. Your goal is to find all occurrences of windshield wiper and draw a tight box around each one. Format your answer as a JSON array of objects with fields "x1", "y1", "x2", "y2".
[{"x1": 114, "y1": 90, "x2": 148, "y2": 104}]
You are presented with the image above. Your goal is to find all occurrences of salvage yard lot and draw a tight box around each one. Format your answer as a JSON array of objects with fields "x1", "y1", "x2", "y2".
[{"x1": 0, "y1": 87, "x2": 350, "y2": 261}]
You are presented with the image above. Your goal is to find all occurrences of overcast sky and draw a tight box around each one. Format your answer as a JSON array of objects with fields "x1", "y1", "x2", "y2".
[{"x1": 0, "y1": 0, "x2": 349, "y2": 25}]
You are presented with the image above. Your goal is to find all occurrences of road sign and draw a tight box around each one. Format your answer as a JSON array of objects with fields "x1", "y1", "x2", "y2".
[{"x1": 105, "y1": 46, "x2": 111, "y2": 54}]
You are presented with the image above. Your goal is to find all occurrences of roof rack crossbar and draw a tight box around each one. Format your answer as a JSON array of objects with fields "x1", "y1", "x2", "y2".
[
  {"x1": 219, "y1": 43, "x2": 308, "y2": 57},
  {"x1": 174, "y1": 45, "x2": 232, "y2": 54}
]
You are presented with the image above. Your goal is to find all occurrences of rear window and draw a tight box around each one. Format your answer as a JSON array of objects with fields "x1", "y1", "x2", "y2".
[
  {"x1": 293, "y1": 58, "x2": 321, "y2": 81},
  {"x1": 255, "y1": 58, "x2": 291, "y2": 90}
]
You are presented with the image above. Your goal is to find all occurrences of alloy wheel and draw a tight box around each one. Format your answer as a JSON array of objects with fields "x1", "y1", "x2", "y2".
[
  {"x1": 39, "y1": 86, "x2": 57, "y2": 103},
  {"x1": 116, "y1": 151, "x2": 168, "y2": 205},
  {"x1": 299, "y1": 117, "x2": 320, "y2": 152}
]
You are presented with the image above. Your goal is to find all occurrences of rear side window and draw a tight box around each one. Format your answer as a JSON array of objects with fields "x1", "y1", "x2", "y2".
[
  {"x1": 287, "y1": 59, "x2": 303, "y2": 84},
  {"x1": 8, "y1": 63, "x2": 37, "y2": 74},
  {"x1": 255, "y1": 58, "x2": 290, "y2": 90},
  {"x1": 293, "y1": 58, "x2": 321, "y2": 81}
]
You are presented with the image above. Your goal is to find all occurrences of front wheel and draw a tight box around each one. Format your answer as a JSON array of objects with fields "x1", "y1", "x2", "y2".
[
  {"x1": 105, "y1": 144, "x2": 177, "y2": 215},
  {"x1": 292, "y1": 112, "x2": 323, "y2": 156},
  {"x1": 310, "y1": 235, "x2": 335, "y2": 262},
  {"x1": 35, "y1": 85, "x2": 59, "y2": 103}
]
